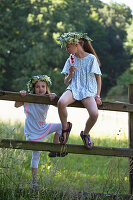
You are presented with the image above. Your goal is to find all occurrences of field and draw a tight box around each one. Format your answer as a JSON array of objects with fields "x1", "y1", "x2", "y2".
[{"x1": 0, "y1": 100, "x2": 131, "y2": 199}]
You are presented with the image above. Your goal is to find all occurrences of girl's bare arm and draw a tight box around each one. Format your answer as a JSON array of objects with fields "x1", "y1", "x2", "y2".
[
  {"x1": 95, "y1": 74, "x2": 102, "y2": 96},
  {"x1": 14, "y1": 101, "x2": 24, "y2": 108},
  {"x1": 14, "y1": 90, "x2": 27, "y2": 108},
  {"x1": 64, "y1": 66, "x2": 76, "y2": 85},
  {"x1": 95, "y1": 74, "x2": 102, "y2": 106}
]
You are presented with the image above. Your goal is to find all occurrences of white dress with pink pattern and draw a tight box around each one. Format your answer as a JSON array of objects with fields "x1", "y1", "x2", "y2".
[{"x1": 24, "y1": 103, "x2": 62, "y2": 142}]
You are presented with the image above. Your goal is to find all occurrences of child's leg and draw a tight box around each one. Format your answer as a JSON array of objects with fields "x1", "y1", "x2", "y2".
[
  {"x1": 81, "y1": 97, "x2": 98, "y2": 135},
  {"x1": 57, "y1": 90, "x2": 74, "y2": 144},
  {"x1": 48, "y1": 131, "x2": 69, "y2": 157},
  {"x1": 57, "y1": 90, "x2": 75, "y2": 130},
  {"x1": 31, "y1": 151, "x2": 40, "y2": 181},
  {"x1": 45, "y1": 123, "x2": 62, "y2": 138},
  {"x1": 48, "y1": 132, "x2": 63, "y2": 157},
  {"x1": 53, "y1": 132, "x2": 60, "y2": 143},
  {"x1": 47, "y1": 124, "x2": 67, "y2": 157},
  {"x1": 32, "y1": 168, "x2": 38, "y2": 181}
]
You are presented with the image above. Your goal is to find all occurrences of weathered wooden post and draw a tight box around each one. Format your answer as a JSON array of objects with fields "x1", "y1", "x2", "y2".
[{"x1": 128, "y1": 84, "x2": 133, "y2": 194}]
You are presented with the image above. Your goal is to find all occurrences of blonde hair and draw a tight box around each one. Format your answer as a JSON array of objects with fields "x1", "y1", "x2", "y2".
[
  {"x1": 79, "y1": 39, "x2": 101, "y2": 67},
  {"x1": 45, "y1": 82, "x2": 50, "y2": 94}
]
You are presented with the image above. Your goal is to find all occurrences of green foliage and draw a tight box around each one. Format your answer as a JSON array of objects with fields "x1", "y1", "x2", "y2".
[
  {"x1": 106, "y1": 16, "x2": 133, "y2": 102},
  {"x1": 126, "y1": 18, "x2": 133, "y2": 55},
  {"x1": 97, "y1": 3, "x2": 132, "y2": 95},
  {"x1": 106, "y1": 65, "x2": 133, "y2": 102},
  {"x1": 0, "y1": 0, "x2": 132, "y2": 97}
]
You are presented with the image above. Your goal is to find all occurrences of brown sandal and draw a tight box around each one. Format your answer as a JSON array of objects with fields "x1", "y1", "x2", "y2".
[
  {"x1": 80, "y1": 131, "x2": 93, "y2": 149},
  {"x1": 59, "y1": 122, "x2": 72, "y2": 144}
]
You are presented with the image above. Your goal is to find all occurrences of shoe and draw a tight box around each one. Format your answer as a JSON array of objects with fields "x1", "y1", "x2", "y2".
[
  {"x1": 59, "y1": 122, "x2": 72, "y2": 144},
  {"x1": 80, "y1": 131, "x2": 94, "y2": 149},
  {"x1": 30, "y1": 180, "x2": 39, "y2": 190},
  {"x1": 48, "y1": 152, "x2": 68, "y2": 157}
]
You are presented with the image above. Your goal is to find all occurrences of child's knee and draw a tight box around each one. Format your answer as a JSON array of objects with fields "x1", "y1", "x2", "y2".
[
  {"x1": 90, "y1": 112, "x2": 98, "y2": 121},
  {"x1": 57, "y1": 99, "x2": 66, "y2": 108}
]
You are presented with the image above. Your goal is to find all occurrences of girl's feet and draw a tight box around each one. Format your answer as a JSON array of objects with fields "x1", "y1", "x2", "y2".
[
  {"x1": 30, "y1": 179, "x2": 39, "y2": 190},
  {"x1": 59, "y1": 122, "x2": 72, "y2": 144},
  {"x1": 80, "y1": 131, "x2": 93, "y2": 149}
]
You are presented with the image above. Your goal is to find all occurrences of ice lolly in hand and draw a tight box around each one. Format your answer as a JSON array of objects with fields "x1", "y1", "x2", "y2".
[
  {"x1": 70, "y1": 54, "x2": 75, "y2": 66},
  {"x1": 69, "y1": 54, "x2": 76, "y2": 71}
]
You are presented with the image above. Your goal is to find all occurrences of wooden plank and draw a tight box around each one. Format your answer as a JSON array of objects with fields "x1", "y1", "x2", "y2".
[
  {"x1": 0, "y1": 138, "x2": 133, "y2": 158},
  {"x1": 0, "y1": 90, "x2": 133, "y2": 112},
  {"x1": 128, "y1": 84, "x2": 133, "y2": 194}
]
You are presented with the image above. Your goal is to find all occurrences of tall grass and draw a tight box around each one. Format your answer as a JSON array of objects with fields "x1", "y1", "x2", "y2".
[{"x1": 0, "y1": 121, "x2": 130, "y2": 200}]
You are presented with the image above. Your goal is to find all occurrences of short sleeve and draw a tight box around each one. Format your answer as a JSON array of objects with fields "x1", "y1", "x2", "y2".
[
  {"x1": 61, "y1": 58, "x2": 71, "y2": 75},
  {"x1": 90, "y1": 56, "x2": 102, "y2": 75}
]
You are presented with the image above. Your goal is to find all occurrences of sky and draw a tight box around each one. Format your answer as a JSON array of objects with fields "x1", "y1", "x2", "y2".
[{"x1": 101, "y1": 0, "x2": 133, "y2": 11}]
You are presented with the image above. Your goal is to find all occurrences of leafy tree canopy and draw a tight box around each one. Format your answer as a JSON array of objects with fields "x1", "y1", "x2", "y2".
[{"x1": 0, "y1": 0, "x2": 132, "y2": 97}]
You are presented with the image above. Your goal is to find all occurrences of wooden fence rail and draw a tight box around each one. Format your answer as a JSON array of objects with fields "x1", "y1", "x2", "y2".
[
  {"x1": 0, "y1": 90, "x2": 133, "y2": 112},
  {"x1": 1, "y1": 139, "x2": 133, "y2": 158}
]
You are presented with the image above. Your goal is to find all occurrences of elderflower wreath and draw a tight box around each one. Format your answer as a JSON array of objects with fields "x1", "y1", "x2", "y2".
[
  {"x1": 27, "y1": 75, "x2": 52, "y2": 93},
  {"x1": 57, "y1": 32, "x2": 93, "y2": 48}
]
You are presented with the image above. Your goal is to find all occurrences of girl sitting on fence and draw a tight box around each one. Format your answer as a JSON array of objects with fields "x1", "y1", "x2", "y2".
[
  {"x1": 14, "y1": 74, "x2": 68, "y2": 183},
  {"x1": 57, "y1": 32, "x2": 102, "y2": 148}
]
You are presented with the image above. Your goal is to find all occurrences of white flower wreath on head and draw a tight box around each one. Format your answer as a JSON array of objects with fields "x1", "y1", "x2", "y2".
[
  {"x1": 27, "y1": 75, "x2": 52, "y2": 93},
  {"x1": 57, "y1": 32, "x2": 92, "y2": 48}
]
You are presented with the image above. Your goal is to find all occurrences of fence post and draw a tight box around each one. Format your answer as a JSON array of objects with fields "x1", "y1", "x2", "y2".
[{"x1": 129, "y1": 84, "x2": 133, "y2": 194}]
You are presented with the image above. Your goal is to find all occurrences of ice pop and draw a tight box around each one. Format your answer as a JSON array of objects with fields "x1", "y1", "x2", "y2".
[{"x1": 70, "y1": 54, "x2": 75, "y2": 66}]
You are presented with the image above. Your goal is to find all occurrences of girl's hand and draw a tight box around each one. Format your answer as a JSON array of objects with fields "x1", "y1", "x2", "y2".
[
  {"x1": 69, "y1": 66, "x2": 76, "y2": 75},
  {"x1": 95, "y1": 95, "x2": 102, "y2": 106},
  {"x1": 15, "y1": 90, "x2": 27, "y2": 108},
  {"x1": 64, "y1": 66, "x2": 76, "y2": 85},
  {"x1": 48, "y1": 93, "x2": 57, "y2": 101},
  {"x1": 20, "y1": 90, "x2": 27, "y2": 97}
]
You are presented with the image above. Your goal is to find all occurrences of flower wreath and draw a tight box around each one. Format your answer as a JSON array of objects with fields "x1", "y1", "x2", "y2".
[
  {"x1": 57, "y1": 32, "x2": 92, "y2": 48},
  {"x1": 27, "y1": 75, "x2": 52, "y2": 93}
]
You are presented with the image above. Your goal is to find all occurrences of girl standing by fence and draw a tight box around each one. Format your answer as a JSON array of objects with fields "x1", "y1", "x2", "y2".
[
  {"x1": 15, "y1": 75, "x2": 67, "y2": 185},
  {"x1": 57, "y1": 32, "x2": 102, "y2": 148}
]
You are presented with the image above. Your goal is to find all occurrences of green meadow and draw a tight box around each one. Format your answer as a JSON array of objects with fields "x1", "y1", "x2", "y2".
[{"x1": 0, "y1": 120, "x2": 130, "y2": 200}]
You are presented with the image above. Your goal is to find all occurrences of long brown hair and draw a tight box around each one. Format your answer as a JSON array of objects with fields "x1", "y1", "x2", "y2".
[{"x1": 79, "y1": 38, "x2": 101, "y2": 67}]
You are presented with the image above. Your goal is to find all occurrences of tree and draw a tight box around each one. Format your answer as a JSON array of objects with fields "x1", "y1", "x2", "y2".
[
  {"x1": 0, "y1": 0, "x2": 132, "y2": 97},
  {"x1": 106, "y1": 18, "x2": 133, "y2": 101},
  {"x1": 0, "y1": 0, "x2": 66, "y2": 95},
  {"x1": 97, "y1": 2, "x2": 132, "y2": 95}
]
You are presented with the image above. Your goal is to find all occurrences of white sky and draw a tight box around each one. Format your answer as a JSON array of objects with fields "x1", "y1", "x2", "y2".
[{"x1": 101, "y1": 0, "x2": 133, "y2": 11}]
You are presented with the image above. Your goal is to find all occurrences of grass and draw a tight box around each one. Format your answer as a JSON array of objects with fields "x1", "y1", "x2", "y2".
[{"x1": 0, "y1": 120, "x2": 131, "y2": 200}]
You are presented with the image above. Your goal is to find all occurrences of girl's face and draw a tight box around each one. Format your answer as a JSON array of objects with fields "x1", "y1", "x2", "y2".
[
  {"x1": 34, "y1": 81, "x2": 47, "y2": 95},
  {"x1": 66, "y1": 44, "x2": 78, "y2": 54}
]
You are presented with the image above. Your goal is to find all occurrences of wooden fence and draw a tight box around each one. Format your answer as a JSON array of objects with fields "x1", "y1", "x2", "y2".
[{"x1": 0, "y1": 84, "x2": 133, "y2": 198}]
